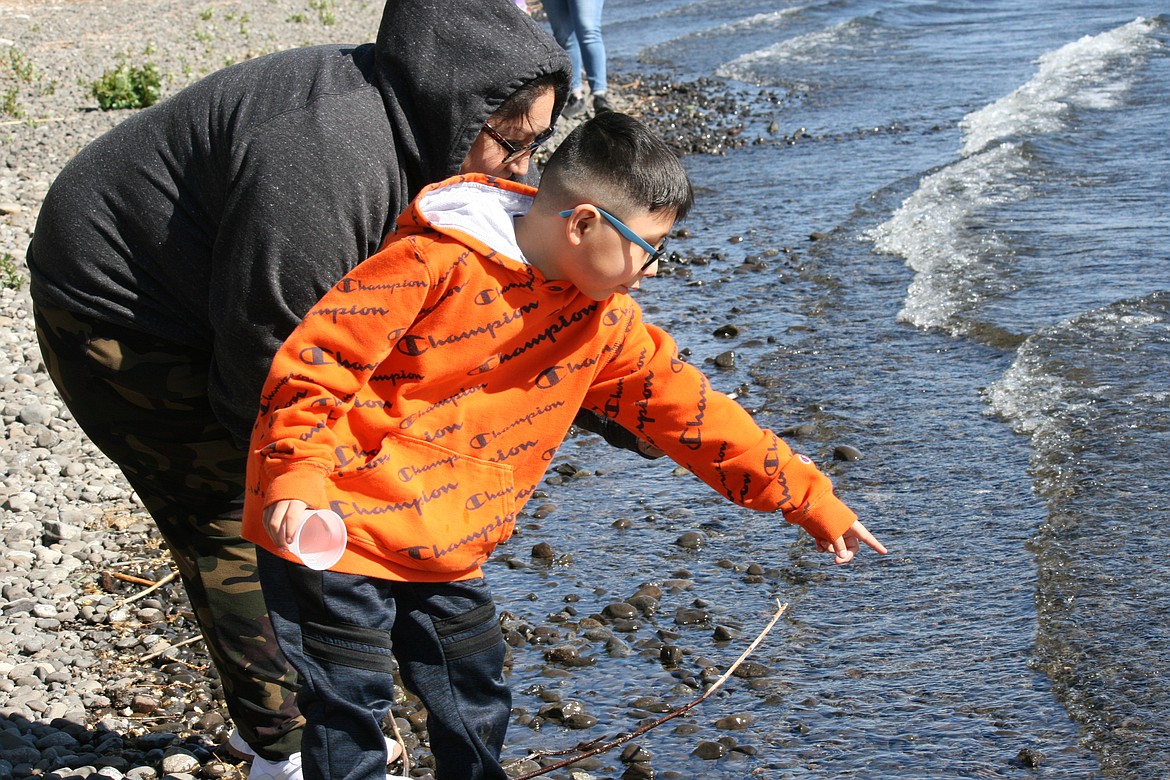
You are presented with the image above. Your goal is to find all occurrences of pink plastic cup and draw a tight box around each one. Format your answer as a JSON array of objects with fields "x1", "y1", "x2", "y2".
[{"x1": 290, "y1": 509, "x2": 347, "y2": 570}]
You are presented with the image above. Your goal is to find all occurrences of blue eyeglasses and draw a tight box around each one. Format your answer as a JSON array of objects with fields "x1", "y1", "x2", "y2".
[{"x1": 559, "y1": 206, "x2": 668, "y2": 273}]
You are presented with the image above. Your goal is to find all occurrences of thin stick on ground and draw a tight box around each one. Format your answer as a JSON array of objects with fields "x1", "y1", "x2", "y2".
[
  {"x1": 0, "y1": 116, "x2": 70, "y2": 127},
  {"x1": 109, "y1": 571, "x2": 158, "y2": 587},
  {"x1": 509, "y1": 600, "x2": 789, "y2": 780},
  {"x1": 387, "y1": 709, "x2": 411, "y2": 776},
  {"x1": 140, "y1": 633, "x2": 204, "y2": 662},
  {"x1": 119, "y1": 569, "x2": 180, "y2": 605}
]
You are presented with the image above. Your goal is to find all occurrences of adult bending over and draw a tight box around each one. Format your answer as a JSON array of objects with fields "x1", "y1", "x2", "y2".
[{"x1": 27, "y1": 0, "x2": 573, "y2": 776}]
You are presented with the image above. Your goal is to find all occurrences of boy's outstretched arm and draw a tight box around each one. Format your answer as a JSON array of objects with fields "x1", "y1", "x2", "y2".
[
  {"x1": 586, "y1": 316, "x2": 889, "y2": 565},
  {"x1": 819, "y1": 519, "x2": 887, "y2": 564}
]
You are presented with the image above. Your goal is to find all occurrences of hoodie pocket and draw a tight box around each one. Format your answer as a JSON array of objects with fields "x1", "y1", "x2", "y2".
[{"x1": 327, "y1": 431, "x2": 516, "y2": 575}]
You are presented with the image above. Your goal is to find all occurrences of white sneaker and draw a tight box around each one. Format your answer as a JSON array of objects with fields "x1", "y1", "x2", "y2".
[
  {"x1": 227, "y1": 728, "x2": 256, "y2": 759},
  {"x1": 247, "y1": 751, "x2": 303, "y2": 780},
  {"x1": 230, "y1": 728, "x2": 405, "y2": 777}
]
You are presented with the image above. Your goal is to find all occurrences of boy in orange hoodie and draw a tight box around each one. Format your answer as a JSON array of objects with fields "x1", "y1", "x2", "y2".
[{"x1": 243, "y1": 111, "x2": 885, "y2": 780}]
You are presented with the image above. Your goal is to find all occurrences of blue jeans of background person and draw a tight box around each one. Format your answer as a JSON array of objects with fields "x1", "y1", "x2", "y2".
[
  {"x1": 543, "y1": 0, "x2": 607, "y2": 96},
  {"x1": 257, "y1": 550, "x2": 511, "y2": 780}
]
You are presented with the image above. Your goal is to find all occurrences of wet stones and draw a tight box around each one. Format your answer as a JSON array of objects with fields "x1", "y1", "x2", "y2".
[
  {"x1": 529, "y1": 503, "x2": 557, "y2": 519},
  {"x1": 692, "y1": 735, "x2": 759, "y2": 762},
  {"x1": 543, "y1": 644, "x2": 597, "y2": 668},
  {"x1": 673, "y1": 606, "x2": 712, "y2": 626},
  {"x1": 692, "y1": 740, "x2": 726, "y2": 760},
  {"x1": 536, "y1": 700, "x2": 598, "y2": 730},
  {"x1": 628, "y1": 697, "x2": 672, "y2": 716},
  {"x1": 1016, "y1": 748, "x2": 1044, "y2": 768},
  {"x1": 620, "y1": 742, "x2": 655, "y2": 779},
  {"x1": 714, "y1": 712, "x2": 753, "y2": 731},
  {"x1": 713, "y1": 351, "x2": 736, "y2": 369},
  {"x1": 781, "y1": 422, "x2": 817, "y2": 438},
  {"x1": 625, "y1": 73, "x2": 785, "y2": 156},
  {"x1": 731, "y1": 661, "x2": 772, "y2": 680},
  {"x1": 604, "y1": 635, "x2": 632, "y2": 658},
  {"x1": 833, "y1": 444, "x2": 863, "y2": 461},
  {"x1": 631, "y1": 585, "x2": 663, "y2": 601},
  {"x1": 627, "y1": 594, "x2": 658, "y2": 618},
  {"x1": 505, "y1": 757, "x2": 543, "y2": 777},
  {"x1": 602, "y1": 602, "x2": 638, "y2": 621},
  {"x1": 659, "y1": 645, "x2": 684, "y2": 667}
]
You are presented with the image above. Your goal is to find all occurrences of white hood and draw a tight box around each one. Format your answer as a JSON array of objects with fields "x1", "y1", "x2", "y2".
[{"x1": 416, "y1": 178, "x2": 534, "y2": 264}]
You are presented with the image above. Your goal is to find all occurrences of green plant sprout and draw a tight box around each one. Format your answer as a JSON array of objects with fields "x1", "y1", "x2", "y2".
[{"x1": 91, "y1": 59, "x2": 163, "y2": 110}]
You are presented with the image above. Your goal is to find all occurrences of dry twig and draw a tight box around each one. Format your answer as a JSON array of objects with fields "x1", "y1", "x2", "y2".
[
  {"x1": 387, "y1": 710, "x2": 411, "y2": 776},
  {"x1": 0, "y1": 116, "x2": 70, "y2": 126},
  {"x1": 119, "y1": 570, "x2": 180, "y2": 605},
  {"x1": 109, "y1": 571, "x2": 157, "y2": 587},
  {"x1": 509, "y1": 600, "x2": 789, "y2": 779},
  {"x1": 141, "y1": 633, "x2": 203, "y2": 662}
]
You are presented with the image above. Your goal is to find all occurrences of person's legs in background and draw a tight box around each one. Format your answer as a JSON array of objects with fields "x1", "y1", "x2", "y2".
[
  {"x1": 545, "y1": 0, "x2": 609, "y2": 113},
  {"x1": 33, "y1": 305, "x2": 304, "y2": 769},
  {"x1": 542, "y1": 0, "x2": 586, "y2": 117},
  {"x1": 568, "y1": 0, "x2": 609, "y2": 112}
]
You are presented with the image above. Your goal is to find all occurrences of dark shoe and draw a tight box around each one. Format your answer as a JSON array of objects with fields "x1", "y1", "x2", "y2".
[
  {"x1": 592, "y1": 94, "x2": 612, "y2": 114},
  {"x1": 562, "y1": 94, "x2": 585, "y2": 119}
]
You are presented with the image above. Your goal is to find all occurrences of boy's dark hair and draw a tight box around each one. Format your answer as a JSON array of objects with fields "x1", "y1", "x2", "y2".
[
  {"x1": 540, "y1": 112, "x2": 693, "y2": 222},
  {"x1": 494, "y1": 71, "x2": 571, "y2": 125}
]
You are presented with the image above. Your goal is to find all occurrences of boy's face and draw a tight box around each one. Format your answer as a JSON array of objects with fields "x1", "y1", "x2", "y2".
[{"x1": 555, "y1": 205, "x2": 675, "y2": 300}]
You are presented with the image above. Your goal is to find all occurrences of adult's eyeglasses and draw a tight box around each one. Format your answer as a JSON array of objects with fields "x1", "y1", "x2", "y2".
[{"x1": 482, "y1": 122, "x2": 556, "y2": 164}]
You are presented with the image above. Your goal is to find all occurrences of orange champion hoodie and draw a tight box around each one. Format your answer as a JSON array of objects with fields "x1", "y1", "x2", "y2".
[{"x1": 242, "y1": 174, "x2": 857, "y2": 582}]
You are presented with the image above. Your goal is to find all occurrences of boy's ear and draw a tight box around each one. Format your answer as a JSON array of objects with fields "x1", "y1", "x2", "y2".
[{"x1": 562, "y1": 204, "x2": 600, "y2": 248}]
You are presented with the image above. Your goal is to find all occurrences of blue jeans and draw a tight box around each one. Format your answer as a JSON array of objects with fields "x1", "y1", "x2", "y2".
[
  {"x1": 543, "y1": 0, "x2": 607, "y2": 96},
  {"x1": 257, "y1": 550, "x2": 511, "y2": 780}
]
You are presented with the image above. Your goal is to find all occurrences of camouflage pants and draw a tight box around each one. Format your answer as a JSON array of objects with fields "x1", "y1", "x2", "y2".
[{"x1": 33, "y1": 304, "x2": 303, "y2": 760}]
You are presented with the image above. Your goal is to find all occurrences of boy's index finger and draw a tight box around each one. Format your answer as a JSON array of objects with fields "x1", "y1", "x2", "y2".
[{"x1": 853, "y1": 521, "x2": 888, "y2": 555}]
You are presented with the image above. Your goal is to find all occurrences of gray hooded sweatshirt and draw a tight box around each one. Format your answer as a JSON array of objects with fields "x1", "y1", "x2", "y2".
[{"x1": 28, "y1": 0, "x2": 570, "y2": 445}]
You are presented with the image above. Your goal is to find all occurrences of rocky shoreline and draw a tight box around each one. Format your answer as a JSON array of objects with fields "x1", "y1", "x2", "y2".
[{"x1": 0, "y1": 2, "x2": 782, "y2": 778}]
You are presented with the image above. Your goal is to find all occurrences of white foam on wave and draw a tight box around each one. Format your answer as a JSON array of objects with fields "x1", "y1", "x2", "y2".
[
  {"x1": 716, "y1": 18, "x2": 862, "y2": 82},
  {"x1": 985, "y1": 298, "x2": 1165, "y2": 454},
  {"x1": 640, "y1": 5, "x2": 805, "y2": 73},
  {"x1": 715, "y1": 6, "x2": 806, "y2": 34},
  {"x1": 960, "y1": 17, "x2": 1159, "y2": 157},
  {"x1": 985, "y1": 329, "x2": 1081, "y2": 440},
  {"x1": 871, "y1": 17, "x2": 1161, "y2": 336},
  {"x1": 868, "y1": 143, "x2": 1031, "y2": 332}
]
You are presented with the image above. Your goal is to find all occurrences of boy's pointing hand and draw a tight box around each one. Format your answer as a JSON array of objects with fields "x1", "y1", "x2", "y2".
[{"x1": 818, "y1": 520, "x2": 887, "y2": 564}]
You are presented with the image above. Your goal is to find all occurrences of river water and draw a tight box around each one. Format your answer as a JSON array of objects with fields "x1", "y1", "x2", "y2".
[{"x1": 487, "y1": 2, "x2": 1170, "y2": 778}]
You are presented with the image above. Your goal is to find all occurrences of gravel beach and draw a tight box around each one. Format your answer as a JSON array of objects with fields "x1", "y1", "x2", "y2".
[{"x1": 0, "y1": 2, "x2": 764, "y2": 778}]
